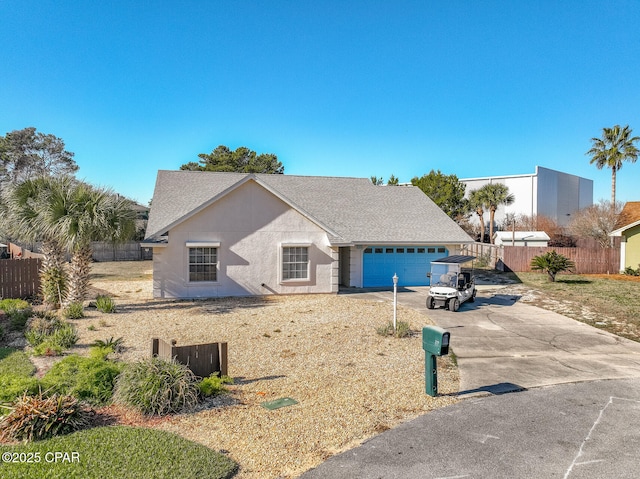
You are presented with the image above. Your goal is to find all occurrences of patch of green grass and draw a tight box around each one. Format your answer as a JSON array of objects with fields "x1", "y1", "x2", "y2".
[
  {"x1": 0, "y1": 348, "x2": 36, "y2": 378},
  {"x1": 40, "y1": 355, "x2": 123, "y2": 406},
  {"x1": 0, "y1": 348, "x2": 39, "y2": 405},
  {"x1": 516, "y1": 272, "x2": 640, "y2": 341},
  {"x1": 0, "y1": 426, "x2": 238, "y2": 479}
]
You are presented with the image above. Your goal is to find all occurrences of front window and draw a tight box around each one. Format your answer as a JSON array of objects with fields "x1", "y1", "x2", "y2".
[
  {"x1": 189, "y1": 247, "x2": 217, "y2": 282},
  {"x1": 282, "y1": 246, "x2": 309, "y2": 280}
]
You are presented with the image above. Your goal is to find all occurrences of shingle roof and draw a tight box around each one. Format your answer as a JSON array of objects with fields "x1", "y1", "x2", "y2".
[
  {"x1": 144, "y1": 171, "x2": 473, "y2": 245},
  {"x1": 615, "y1": 202, "x2": 640, "y2": 230}
]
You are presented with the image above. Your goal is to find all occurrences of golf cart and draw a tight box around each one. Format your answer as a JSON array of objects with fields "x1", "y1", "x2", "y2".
[{"x1": 426, "y1": 255, "x2": 477, "y2": 312}]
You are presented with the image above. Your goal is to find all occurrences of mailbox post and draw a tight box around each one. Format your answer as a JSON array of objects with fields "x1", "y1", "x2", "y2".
[{"x1": 422, "y1": 326, "x2": 450, "y2": 397}]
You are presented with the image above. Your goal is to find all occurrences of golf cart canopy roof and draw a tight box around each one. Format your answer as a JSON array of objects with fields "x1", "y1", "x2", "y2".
[{"x1": 431, "y1": 255, "x2": 476, "y2": 265}]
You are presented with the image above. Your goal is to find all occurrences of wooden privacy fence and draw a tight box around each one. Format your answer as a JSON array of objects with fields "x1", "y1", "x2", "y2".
[
  {"x1": 500, "y1": 246, "x2": 620, "y2": 274},
  {"x1": 151, "y1": 338, "x2": 228, "y2": 378},
  {"x1": 462, "y1": 242, "x2": 502, "y2": 269},
  {"x1": 0, "y1": 258, "x2": 42, "y2": 299}
]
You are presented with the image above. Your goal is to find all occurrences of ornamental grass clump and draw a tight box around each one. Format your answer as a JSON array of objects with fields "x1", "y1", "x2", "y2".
[
  {"x1": 63, "y1": 301, "x2": 85, "y2": 319},
  {"x1": 376, "y1": 320, "x2": 412, "y2": 338},
  {"x1": 0, "y1": 391, "x2": 91, "y2": 442},
  {"x1": 28, "y1": 319, "x2": 78, "y2": 357},
  {"x1": 113, "y1": 357, "x2": 199, "y2": 416},
  {"x1": 95, "y1": 295, "x2": 116, "y2": 313}
]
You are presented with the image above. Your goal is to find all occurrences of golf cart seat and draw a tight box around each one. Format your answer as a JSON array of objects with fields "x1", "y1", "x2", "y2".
[{"x1": 458, "y1": 272, "x2": 471, "y2": 290}]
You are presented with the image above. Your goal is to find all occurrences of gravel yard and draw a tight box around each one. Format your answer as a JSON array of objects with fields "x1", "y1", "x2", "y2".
[{"x1": 69, "y1": 263, "x2": 459, "y2": 479}]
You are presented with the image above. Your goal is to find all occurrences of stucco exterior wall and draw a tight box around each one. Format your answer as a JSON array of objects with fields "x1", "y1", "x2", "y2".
[{"x1": 151, "y1": 180, "x2": 336, "y2": 298}]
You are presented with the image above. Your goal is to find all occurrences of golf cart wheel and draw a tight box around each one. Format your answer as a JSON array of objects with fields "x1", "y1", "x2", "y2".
[
  {"x1": 469, "y1": 289, "x2": 477, "y2": 303},
  {"x1": 448, "y1": 298, "x2": 460, "y2": 312},
  {"x1": 426, "y1": 296, "x2": 435, "y2": 309}
]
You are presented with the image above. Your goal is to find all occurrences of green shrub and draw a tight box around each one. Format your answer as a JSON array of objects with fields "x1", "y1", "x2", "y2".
[
  {"x1": 0, "y1": 299, "x2": 32, "y2": 331},
  {"x1": 95, "y1": 295, "x2": 116, "y2": 313},
  {"x1": 623, "y1": 266, "x2": 640, "y2": 276},
  {"x1": 0, "y1": 325, "x2": 4, "y2": 342},
  {"x1": 92, "y1": 337, "x2": 124, "y2": 353},
  {"x1": 0, "y1": 376, "x2": 40, "y2": 405},
  {"x1": 31, "y1": 323, "x2": 78, "y2": 356},
  {"x1": 7, "y1": 309, "x2": 33, "y2": 331},
  {"x1": 32, "y1": 342, "x2": 64, "y2": 357},
  {"x1": 25, "y1": 313, "x2": 65, "y2": 347},
  {"x1": 63, "y1": 301, "x2": 85, "y2": 319},
  {"x1": 113, "y1": 357, "x2": 199, "y2": 415},
  {"x1": 40, "y1": 355, "x2": 123, "y2": 405},
  {"x1": 0, "y1": 299, "x2": 30, "y2": 312},
  {"x1": 376, "y1": 320, "x2": 412, "y2": 338},
  {"x1": 198, "y1": 373, "x2": 234, "y2": 397},
  {"x1": 0, "y1": 392, "x2": 91, "y2": 441}
]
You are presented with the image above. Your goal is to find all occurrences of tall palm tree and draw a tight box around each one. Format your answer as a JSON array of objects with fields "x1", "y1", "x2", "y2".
[
  {"x1": 478, "y1": 183, "x2": 515, "y2": 243},
  {"x1": 468, "y1": 189, "x2": 487, "y2": 243},
  {"x1": 586, "y1": 125, "x2": 639, "y2": 205}
]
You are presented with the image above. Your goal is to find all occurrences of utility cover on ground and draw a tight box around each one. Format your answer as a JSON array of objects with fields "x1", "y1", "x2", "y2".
[{"x1": 261, "y1": 397, "x2": 298, "y2": 410}]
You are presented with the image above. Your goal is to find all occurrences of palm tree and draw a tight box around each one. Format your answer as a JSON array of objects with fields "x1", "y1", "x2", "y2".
[
  {"x1": 42, "y1": 178, "x2": 136, "y2": 303},
  {"x1": 477, "y1": 183, "x2": 515, "y2": 243},
  {"x1": 468, "y1": 189, "x2": 487, "y2": 243},
  {"x1": 1, "y1": 176, "x2": 136, "y2": 305},
  {"x1": 586, "y1": 125, "x2": 639, "y2": 205},
  {"x1": 0, "y1": 178, "x2": 68, "y2": 307},
  {"x1": 531, "y1": 250, "x2": 575, "y2": 282}
]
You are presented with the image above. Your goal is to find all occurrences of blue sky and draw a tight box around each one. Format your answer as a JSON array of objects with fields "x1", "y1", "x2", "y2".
[{"x1": 2, "y1": 1, "x2": 639, "y2": 206}]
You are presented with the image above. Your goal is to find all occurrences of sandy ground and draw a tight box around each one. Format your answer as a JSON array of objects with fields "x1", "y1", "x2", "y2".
[{"x1": 66, "y1": 275, "x2": 459, "y2": 479}]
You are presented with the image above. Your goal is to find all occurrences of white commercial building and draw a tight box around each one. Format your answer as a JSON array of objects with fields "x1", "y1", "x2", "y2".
[{"x1": 461, "y1": 166, "x2": 593, "y2": 228}]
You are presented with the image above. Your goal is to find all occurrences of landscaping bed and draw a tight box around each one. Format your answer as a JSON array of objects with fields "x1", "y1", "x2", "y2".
[{"x1": 56, "y1": 262, "x2": 458, "y2": 479}]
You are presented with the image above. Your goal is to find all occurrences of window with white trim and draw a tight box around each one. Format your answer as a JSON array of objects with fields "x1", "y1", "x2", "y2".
[
  {"x1": 188, "y1": 247, "x2": 217, "y2": 282},
  {"x1": 282, "y1": 246, "x2": 309, "y2": 281}
]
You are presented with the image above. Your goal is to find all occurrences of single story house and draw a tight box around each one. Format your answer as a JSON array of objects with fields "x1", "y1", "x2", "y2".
[
  {"x1": 493, "y1": 231, "x2": 550, "y2": 247},
  {"x1": 142, "y1": 171, "x2": 473, "y2": 298},
  {"x1": 610, "y1": 201, "x2": 640, "y2": 272}
]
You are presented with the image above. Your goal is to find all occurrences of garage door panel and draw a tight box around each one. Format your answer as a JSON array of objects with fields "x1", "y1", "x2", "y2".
[{"x1": 362, "y1": 246, "x2": 447, "y2": 287}]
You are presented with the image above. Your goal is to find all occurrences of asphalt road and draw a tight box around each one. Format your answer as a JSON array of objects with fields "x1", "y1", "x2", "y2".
[
  {"x1": 301, "y1": 378, "x2": 640, "y2": 479},
  {"x1": 300, "y1": 286, "x2": 640, "y2": 478}
]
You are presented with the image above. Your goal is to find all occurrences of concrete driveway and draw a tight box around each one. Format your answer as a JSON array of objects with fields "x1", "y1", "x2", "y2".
[
  {"x1": 299, "y1": 286, "x2": 640, "y2": 479},
  {"x1": 343, "y1": 285, "x2": 640, "y2": 394}
]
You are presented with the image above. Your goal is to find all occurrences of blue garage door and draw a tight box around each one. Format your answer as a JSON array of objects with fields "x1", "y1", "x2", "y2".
[{"x1": 362, "y1": 246, "x2": 448, "y2": 287}]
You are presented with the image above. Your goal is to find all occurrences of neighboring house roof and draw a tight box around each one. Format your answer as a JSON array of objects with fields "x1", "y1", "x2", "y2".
[
  {"x1": 610, "y1": 201, "x2": 640, "y2": 236},
  {"x1": 493, "y1": 231, "x2": 550, "y2": 241},
  {"x1": 144, "y1": 171, "x2": 473, "y2": 246}
]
